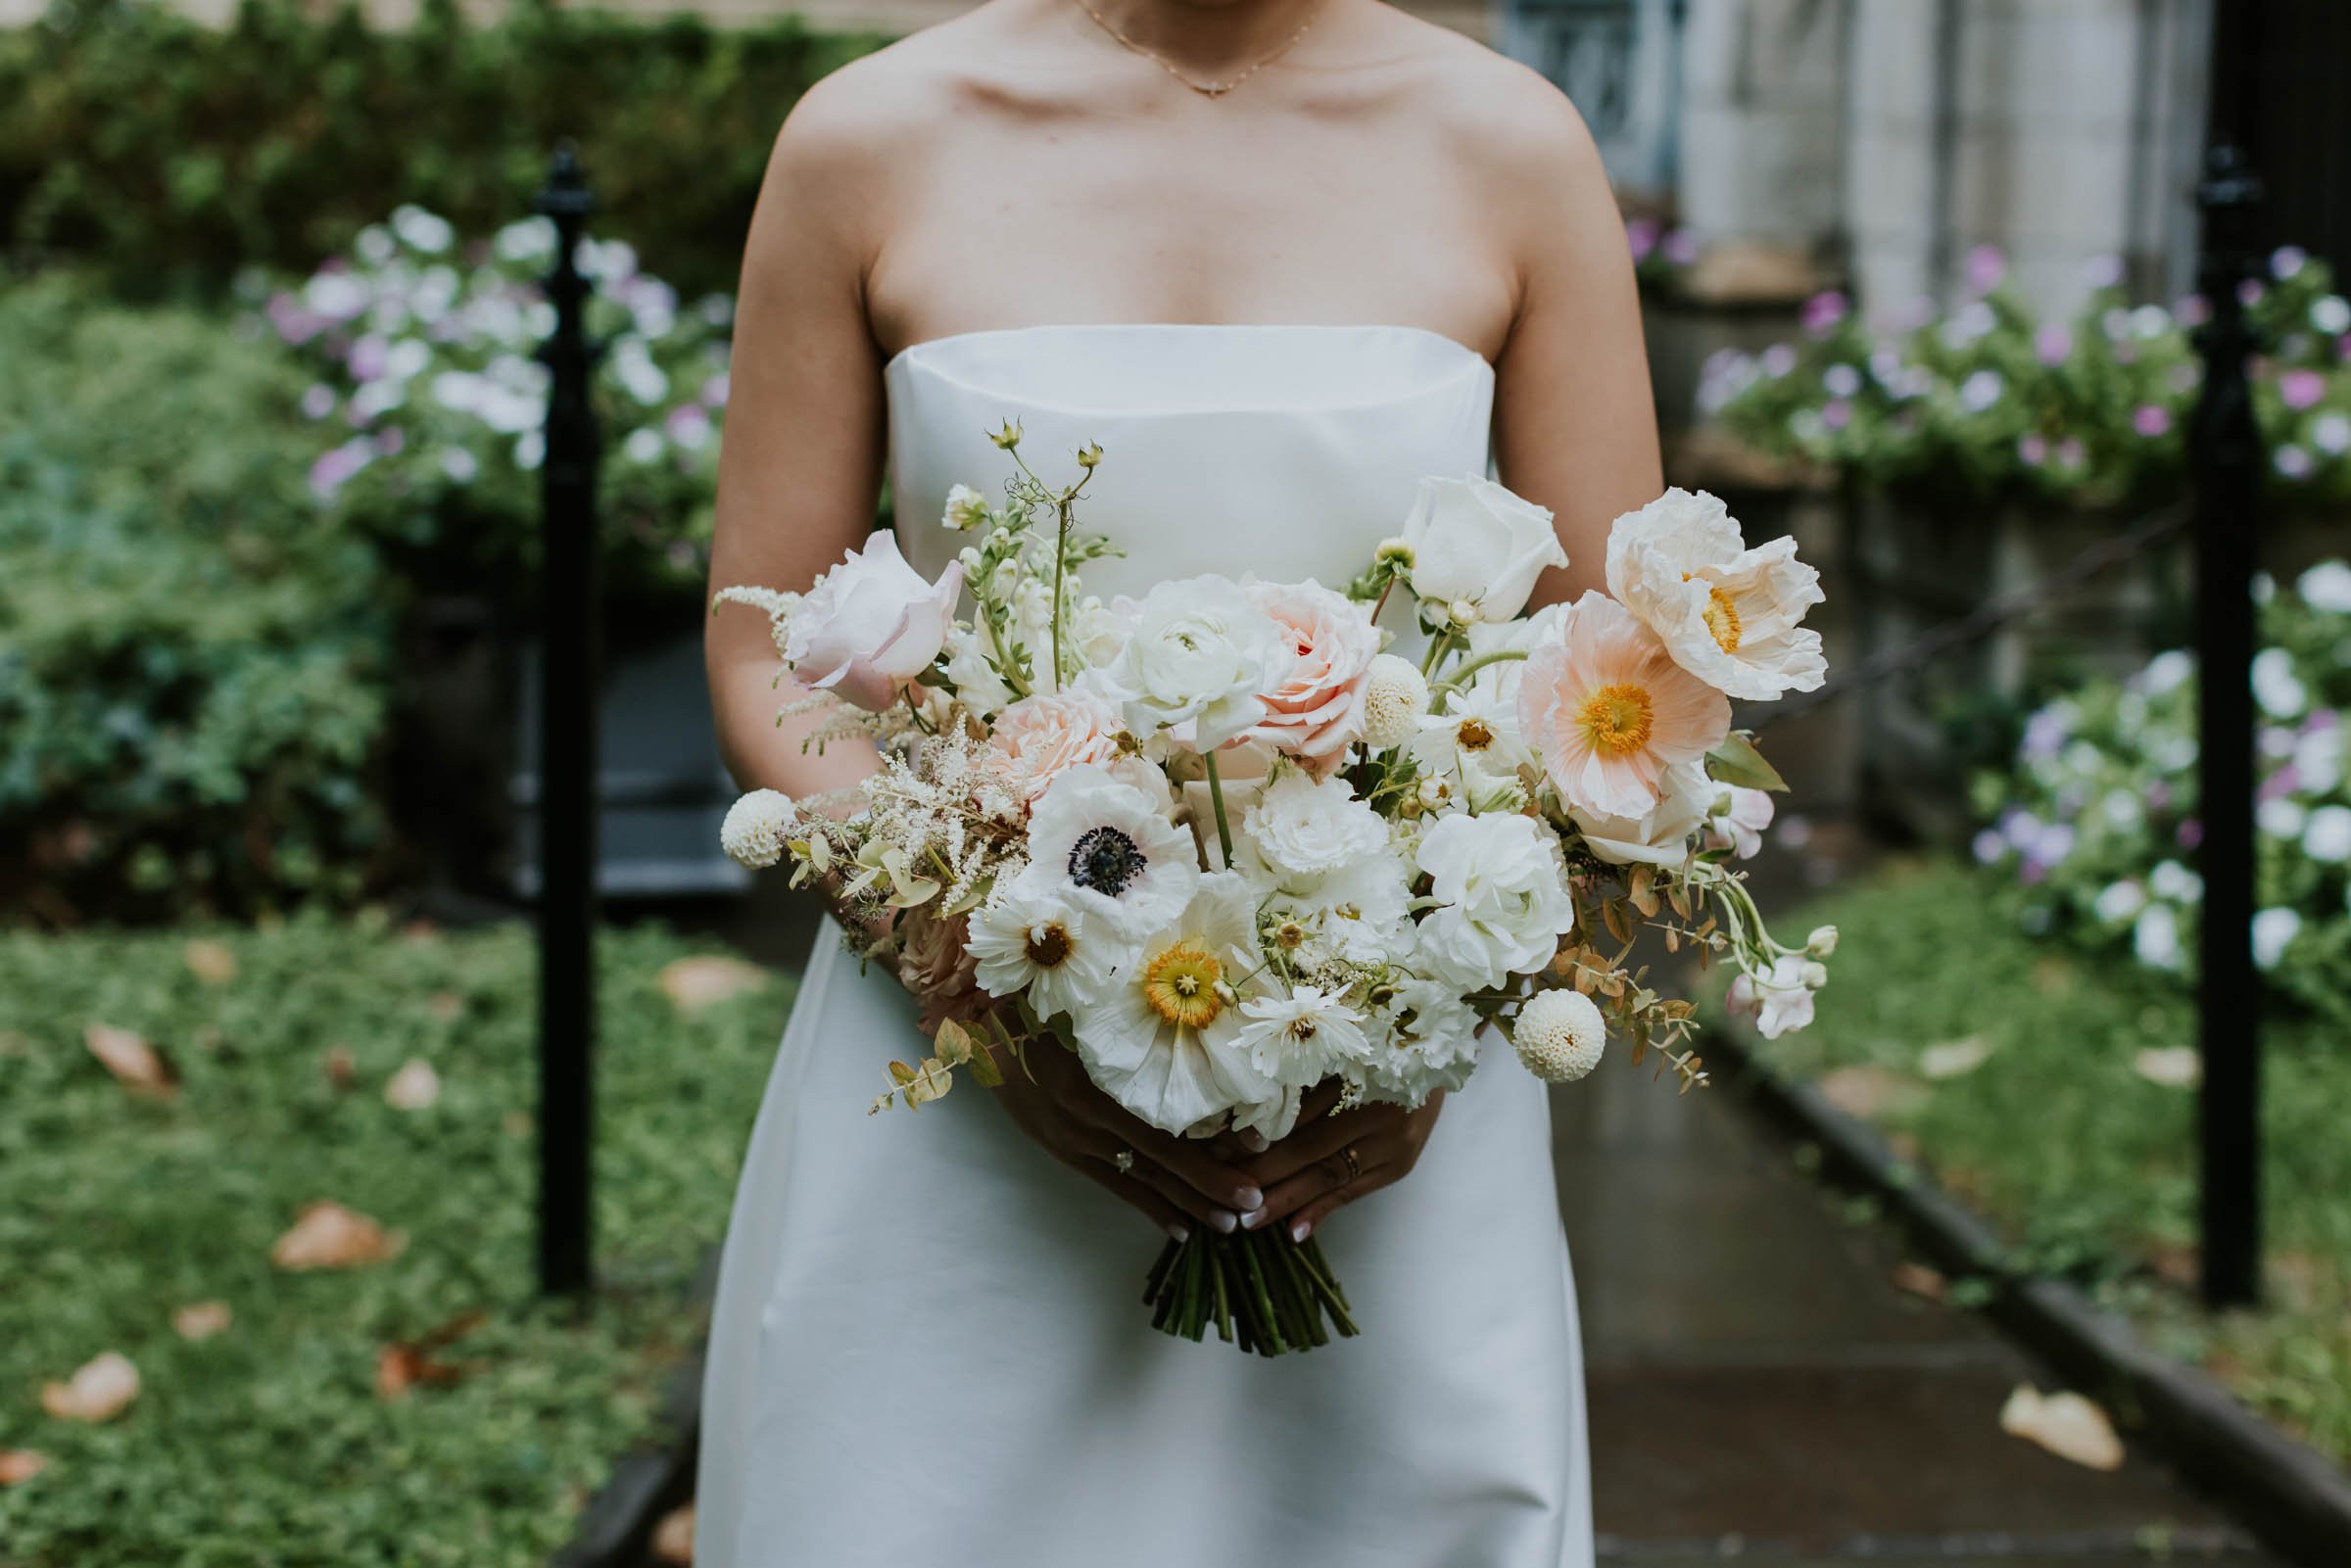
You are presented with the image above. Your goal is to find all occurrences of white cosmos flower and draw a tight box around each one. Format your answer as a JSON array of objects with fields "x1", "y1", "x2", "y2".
[
  {"x1": 1023, "y1": 764, "x2": 1199, "y2": 938},
  {"x1": 1241, "y1": 772, "x2": 1388, "y2": 881},
  {"x1": 1090, "y1": 575, "x2": 1279, "y2": 750},
  {"x1": 1233, "y1": 985, "x2": 1372, "y2": 1088},
  {"x1": 1413, "y1": 812, "x2": 1579, "y2": 990},
  {"x1": 1570, "y1": 760, "x2": 1714, "y2": 868},
  {"x1": 1606, "y1": 488, "x2": 1827, "y2": 700},
  {"x1": 1398, "y1": 474, "x2": 1569, "y2": 625},
  {"x1": 968, "y1": 879, "x2": 1126, "y2": 1022},
  {"x1": 1071, "y1": 873, "x2": 1286, "y2": 1138},
  {"x1": 1410, "y1": 680, "x2": 1535, "y2": 784}
]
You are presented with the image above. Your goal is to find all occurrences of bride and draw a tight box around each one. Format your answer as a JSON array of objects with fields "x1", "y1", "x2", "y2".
[{"x1": 696, "y1": 0, "x2": 1657, "y2": 1561}]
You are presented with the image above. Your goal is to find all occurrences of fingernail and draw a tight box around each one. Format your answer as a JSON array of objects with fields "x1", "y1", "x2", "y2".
[
  {"x1": 1212, "y1": 1210, "x2": 1239, "y2": 1234},
  {"x1": 1239, "y1": 1205, "x2": 1269, "y2": 1230},
  {"x1": 1165, "y1": 1222, "x2": 1190, "y2": 1243},
  {"x1": 1240, "y1": 1130, "x2": 1269, "y2": 1153},
  {"x1": 1290, "y1": 1218, "x2": 1313, "y2": 1243},
  {"x1": 1235, "y1": 1185, "x2": 1264, "y2": 1211}
]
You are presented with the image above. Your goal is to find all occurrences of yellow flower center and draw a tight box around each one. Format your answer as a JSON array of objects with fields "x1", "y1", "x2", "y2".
[
  {"x1": 1023, "y1": 923, "x2": 1073, "y2": 969},
  {"x1": 1456, "y1": 717, "x2": 1494, "y2": 752},
  {"x1": 1142, "y1": 940, "x2": 1224, "y2": 1030},
  {"x1": 1579, "y1": 683, "x2": 1655, "y2": 756},
  {"x1": 1703, "y1": 586, "x2": 1743, "y2": 652}
]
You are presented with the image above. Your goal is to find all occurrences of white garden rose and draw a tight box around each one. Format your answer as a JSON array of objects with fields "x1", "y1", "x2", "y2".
[
  {"x1": 1241, "y1": 772, "x2": 1389, "y2": 881},
  {"x1": 785, "y1": 531, "x2": 965, "y2": 712},
  {"x1": 1090, "y1": 575, "x2": 1280, "y2": 751},
  {"x1": 1398, "y1": 475, "x2": 1569, "y2": 625},
  {"x1": 1411, "y1": 812, "x2": 1578, "y2": 990},
  {"x1": 1605, "y1": 488, "x2": 1825, "y2": 700}
]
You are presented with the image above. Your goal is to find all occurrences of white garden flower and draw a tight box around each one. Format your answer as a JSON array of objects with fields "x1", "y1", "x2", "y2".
[
  {"x1": 969, "y1": 879, "x2": 1125, "y2": 1022},
  {"x1": 719, "y1": 789, "x2": 798, "y2": 869},
  {"x1": 1233, "y1": 986, "x2": 1372, "y2": 1088},
  {"x1": 2250, "y1": 647, "x2": 2307, "y2": 719},
  {"x1": 1242, "y1": 772, "x2": 1388, "y2": 881},
  {"x1": 941, "y1": 484, "x2": 989, "y2": 532},
  {"x1": 1410, "y1": 679, "x2": 1535, "y2": 784},
  {"x1": 1090, "y1": 576, "x2": 1279, "y2": 750},
  {"x1": 1570, "y1": 760, "x2": 1714, "y2": 868},
  {"x1": 2298, "y1": 560, "x2": 2351, "y2": 613},
  {"x1": 1726, "y1": 954, "x2": 1815, "y2": 1038},
  {"x1": 2092, "y1": 879, "x2": 2148, "y2": 924},
  {"x1": 2304, "y1": 804, "x2": 2351, "y2": 863},
  {"x1": 2134, "y1": 904, "x2": 2185, "y2": 971},
  {"x1": 1606, "y1": 488, "x2": 1827, "y2": 700},
  {"x1": 1701, "y1": 781, "x2": 1776, "y2": 860},
  {"x1": 1263, "y1": 851, "x2": 1414, "y2": 970},
  {"x1": 1412, "y1": 812, "x2": 1579, "y2": 990},
  {"x1": 1512, "y1": 989, "x2": 1607, "y2": 1083},
  {"x1": 2252, "y1": 907, "x2": 2302, "y2": 971},
  {"x1": 1360, "y1": 976, "x2": 1482, "y2": 1107},
  {"x1": 1360, "y1": 654, "x2": 1430, "y2": 750},
  {"x1": 1071, "y1": 873, "x2": 1287, "y2": 1138},
  {"x1": 1022, "y1": 765, "x2": 1198, "y2": 939},
  {"x1": 2149, "y1": 860, "x2": 2203, "y2": 904},
  {"x1": 1398, "y1": 475, "x2": 1568, "y2": 625}
]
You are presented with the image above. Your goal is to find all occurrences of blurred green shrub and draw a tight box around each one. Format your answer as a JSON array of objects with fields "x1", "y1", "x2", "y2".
[
  {"x1": 0, "y1": 272, "x2": 393, "y2": 919},
  {"x1": 0, "y1": 0, "x2": 887, "y2": 300}
]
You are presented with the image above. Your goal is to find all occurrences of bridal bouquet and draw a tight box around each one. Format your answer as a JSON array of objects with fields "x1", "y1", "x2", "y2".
[{"x1": 715, "y1": 422, "x2": 1834, "y2": 1354}]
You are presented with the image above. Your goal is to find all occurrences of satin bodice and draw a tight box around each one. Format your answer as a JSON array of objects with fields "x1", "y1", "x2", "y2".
[{"x1": 885, "y1": 323, "x2": 1496, "y2": 600}]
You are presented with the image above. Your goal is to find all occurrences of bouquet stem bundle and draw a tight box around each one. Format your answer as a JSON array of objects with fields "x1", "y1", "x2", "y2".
[{"x1": 1144, "y1": 1229, "x2": 1357, "y2": 1354}]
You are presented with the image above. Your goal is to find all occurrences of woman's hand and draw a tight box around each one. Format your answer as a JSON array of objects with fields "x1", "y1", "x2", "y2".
[
  {"x1": 1230, "y1": 1082, "x2": 1447, "y2": 1243},
  {"x1": 981, "y1": 1033, "x2": 1267, "y2": 1243}
]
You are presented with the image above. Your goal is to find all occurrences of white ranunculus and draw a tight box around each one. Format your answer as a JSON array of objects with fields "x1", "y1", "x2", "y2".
[
  {"x1": 967, "y1": 879, "x2": 1128, "y2": 1023},
  {"x1": 1242, "y1": 772, "x2": 1389, "y2": 881},
  {"x1": 1022, "y1": 764, "x2": 1199, "y2": 938},
  {"x1": 784, "y1": 532, "x2": 965, "y2": 712},
  {"x1": 1398, "y1": 475, "x2": 1568, "y2": 625},
  {"x1": 1570, "y1": 761, "x2": 1715, "y2": 868},
  {"x1": 1091, "y1": 576, "x2": 1279, "y2": 750},
  {"x1": 1411, "y1": 812, "x2": 1578, "y2": 990},
  {"x1": 1606, "y1": 488, "x2": 1827, "y2": 700}
]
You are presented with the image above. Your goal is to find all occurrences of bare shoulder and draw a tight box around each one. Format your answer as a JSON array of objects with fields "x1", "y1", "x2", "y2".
[{"x1": 1382, "y1": 21, "x2": 1607, "y2": 203}]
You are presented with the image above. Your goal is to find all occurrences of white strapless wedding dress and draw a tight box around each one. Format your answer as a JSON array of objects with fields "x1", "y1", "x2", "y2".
[{"x1": 695, "y1": 323, "x2": 1593, "y2": 1568}]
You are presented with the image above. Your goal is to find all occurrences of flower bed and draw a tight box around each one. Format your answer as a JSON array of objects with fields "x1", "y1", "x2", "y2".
[
  {"x1": 0, "y1": 915, "x2": 788, "y2": 1566},
  {"x1": 1751, "y1": 858, "x2": 2351, "y2": 1464}
]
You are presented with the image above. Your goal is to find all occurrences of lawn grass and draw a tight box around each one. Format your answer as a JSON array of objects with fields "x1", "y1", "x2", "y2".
[
  {"x1": 1754, "y1": 857, "x2": 2351, "y2": 1463},
  {"x1": 0, "y1": 913, "x2": 790, "y2": 1567}
]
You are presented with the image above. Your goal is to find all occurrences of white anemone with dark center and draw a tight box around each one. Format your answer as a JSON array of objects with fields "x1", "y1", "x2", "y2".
[{"x1": 1020, "y1": 763, "x2": 1199, "y2": 938}]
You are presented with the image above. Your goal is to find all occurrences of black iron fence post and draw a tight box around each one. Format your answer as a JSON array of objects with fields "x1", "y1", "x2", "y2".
[
  {"x1": 2189, "y1": 137, "x2": 2264, "y2": 1310},
  {"x1": 535, "y1": 144, "x2": 603, "y2": 1298}
]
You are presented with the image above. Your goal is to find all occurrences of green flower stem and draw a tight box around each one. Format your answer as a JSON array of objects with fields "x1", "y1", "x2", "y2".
[
  {"x1": 1202, "y1": 749, "x2": 1236, "y2": 867},
  {"x1": 1431, "y1": 646, "x2": 1528, "y2": 695},
  {"x1": 1418, "y1": 626, "x2": 1462, "y2": 680}
]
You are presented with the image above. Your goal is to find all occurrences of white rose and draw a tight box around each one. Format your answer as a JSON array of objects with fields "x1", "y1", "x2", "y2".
[
  {"x1": 1242, "y1": 773, "x2": 1389, "y2": 881},
  {"x1": 785, "y1": 532, "x2": 965, "y2": 712},
  {"x1": 1411, "y1": 812, "x2": 1578, "y2": 989},
  {"x1": 1090, "y1": 575, "x2": 1279, "y2": 751},
  {"x1": 1398, "y1": 475, "x2": 1569, "y2": 625}
]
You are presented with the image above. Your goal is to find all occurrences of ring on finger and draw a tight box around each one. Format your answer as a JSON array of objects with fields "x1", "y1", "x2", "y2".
[
  {"x1": 1341, "y1": 1143, "x2": 1362, "y2": 1182},
  {"x1": 1113, "y1": 1147, "x2": 1135, "y2": 1175}
]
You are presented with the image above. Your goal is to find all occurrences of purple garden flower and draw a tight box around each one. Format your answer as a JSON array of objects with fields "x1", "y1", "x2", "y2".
[
  {"x1": 2056, "y1": 437, "x2": 2087, "y2": 468},
  {"x1": 1821, "y1": 400, "x2": 1853, "y2": 431},
  {"x1": 2018, "y1": 434, "x2": 2050, "y2": 465},
  {"x1": 2035, "y1": 324, "x2": 2074, "y2": 365},
  {"x1": 2134, "y1": 404, "x2": 2173, "y2": 439},
  {"x1": 1663, "y1": 229, "x2": 1702, "y2": 267},
  {"x1": 1802, "y1": 291, "x2": 1849, "y2": 336},
  {"x1": 2280, "y1": 369, "x2": 2327, "y2": 410},
  {"x1": 2178, "y1": 818, "x2": 2204, "y2": 850},
  {"x1": 1965, "y1": 244, "x2": 2007, "y2": 295},
  {"x1": 1625, "y1": 217, "x2": 1659, "y2": 263},
  {"x1": 308, "y1": 439, "x2": 374, "y2": 502},
  {"x1": 2277, "y1": 445, "x2": 2315, "y2": 481}
]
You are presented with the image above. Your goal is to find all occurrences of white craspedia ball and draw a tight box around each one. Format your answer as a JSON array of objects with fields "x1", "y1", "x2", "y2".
[
  {"x1": 1513, "y1": 989, "x2": 1607, "y2": 1084},
  {"x1": 1361, "y1": 653, "x2": 1430, "y2": 750},
  {"x1": 720, "y1": 789, "x2": 798, "y2": 869}
]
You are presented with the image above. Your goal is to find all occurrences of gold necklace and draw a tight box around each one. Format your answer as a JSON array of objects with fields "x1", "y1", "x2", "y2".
[{"x1": 1073, "y1": 0, "x2": 1328, "y2": 98}]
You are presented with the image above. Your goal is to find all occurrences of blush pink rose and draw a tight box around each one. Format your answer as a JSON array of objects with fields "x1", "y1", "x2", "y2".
[
  {"x1": 1238, "y1": 579, "x2": 1380, "y2": 773},
  {"x1": 786, "y1": 532, "x2": 965, "y2": 712},
  {"x1": 982, "y1": 689, "x2": 1127, "y2": 806}
]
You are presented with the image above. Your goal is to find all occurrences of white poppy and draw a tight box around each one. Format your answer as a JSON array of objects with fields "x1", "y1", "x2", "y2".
[{"x1": 1606, "y1": 488, "x2": 1828, "y2": 700}]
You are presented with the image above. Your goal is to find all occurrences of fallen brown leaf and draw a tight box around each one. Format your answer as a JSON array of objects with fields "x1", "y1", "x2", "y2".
[
  {"x1": 2133, "y1": 1047, "x2": 2201, "y2": 1088},
  {"x1": 271, "y1": 1201, "x2": 403, "y2": 1270},
  {"x1": 321, "y1": 1045, "x2": 358, "y2": 1093},
  {"x1": 504, "y1": 1110, "x2": 533, "y2": 1140},
  {"x1": 0, "y1": 1029, "x2": 31, "y2": 1060},
  {"x1": 172, "y1": 1301, "x2": 232, "y2": 1341},
  {"x1": 657, "y1": 955, "x2": 769, "y2": 1015},
  {"x1": 84, "y1": 1023, "x2": 177, "y2": 1099},
  {"x1": 383, "y1": 1059, "x2": 440, "y2": 1112},
  {"x1": 652, "y1": 1502, "x2": 696, "y2": 1565},
  {"x1": 1891, "y1": 1261, "x2": 1947, "y2": 1302},
  {"x1": 426, "y1": 990, "x2": 463, "y2": 1022},
  {"x1": 1814, "y1": 1065, "x2": 1922, "y2": 1119},
  {"x1": 1999, "y1": 1385, "x2": 2125, "y2": 1472},
  {"x1": 374, "y1": 1310, "x2": 487, "y2": 1401},
  {"x1": 0, "y1": 1449, "x2": 50, "y2": 1486},
  {"x1": 401, "y1": 919, "x2": 440, "y2": 943},
  {"x1": 40, "y1": 1353, "x2": 140, "y2": 1423},
  {"x1": 182, "y1": 939, "x2": 238, "y2": 984},
  {"x1": 1918, "y1": 1035, "x2": 1994, "y2": 1080}
]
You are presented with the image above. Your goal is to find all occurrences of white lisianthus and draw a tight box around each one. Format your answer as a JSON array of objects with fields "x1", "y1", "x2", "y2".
[
  {"x1": 1412, "y1": 812, "x2": 1579, "y2": 990},
  {"x1": 1725, "y1": 954, "x2": 1815, "y2": 1038},
  {"x1": 1513, "y1": 988, "x2": 1607, "y2": 1083},
  {"x1": 719, "y1": 789, "x2": 797, "y2": 869},
  {"x1": 1399, "y1": 475, "x2": 1569, "y2": 625},
  {"x1": 1242, "y1": 772, "x2": 1389, "y2": 881},
  {"x1": 1233, "y1": 985, "x2": 1373, "y2": 1088},
  {"x1": 1091, "y1": 575, "x2": 1279, "y2": 750},
  {"x1": 785, "y1": 532, "x2": 966, "y2": 711},
  {"x1": 941, "y1": 483, "x2": 990, "y2": 532},
  {"x1": 1361, "y1": 976, "x2": 1482, "y2": 1108},
  {"x1": 1023, "y1": 764, "x2": 1199, "y2": 938},
  {"x1": 1072, "y1": 873, "x2": 1288, "y2": 1138},
  {"x1": 968, "y1": 879, "x2": 1126, "y2": 1022},
  {"x1": 1606, "y1": 488, "x2": 1826, "y2": 700},
  {"x1": 1360, "y1": 654, "x2": 1431, "y2": 750},
  {"x1": 1569, "y1": 760, "x2": 1714, "y2": 868}
]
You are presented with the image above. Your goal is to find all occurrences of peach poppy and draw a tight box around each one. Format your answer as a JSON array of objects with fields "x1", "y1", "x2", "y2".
[{"x1": 1516, "y1": 592, "x2": 1732, "y2": 820}]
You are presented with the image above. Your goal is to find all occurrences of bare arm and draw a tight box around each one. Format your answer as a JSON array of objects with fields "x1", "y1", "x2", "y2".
[
  {"x1": 705, "y1": 82, "x2": 893, "y2": 803},
  {"x1": 1487, "y1": 80, "x2": 1662, "y2": 606}
]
